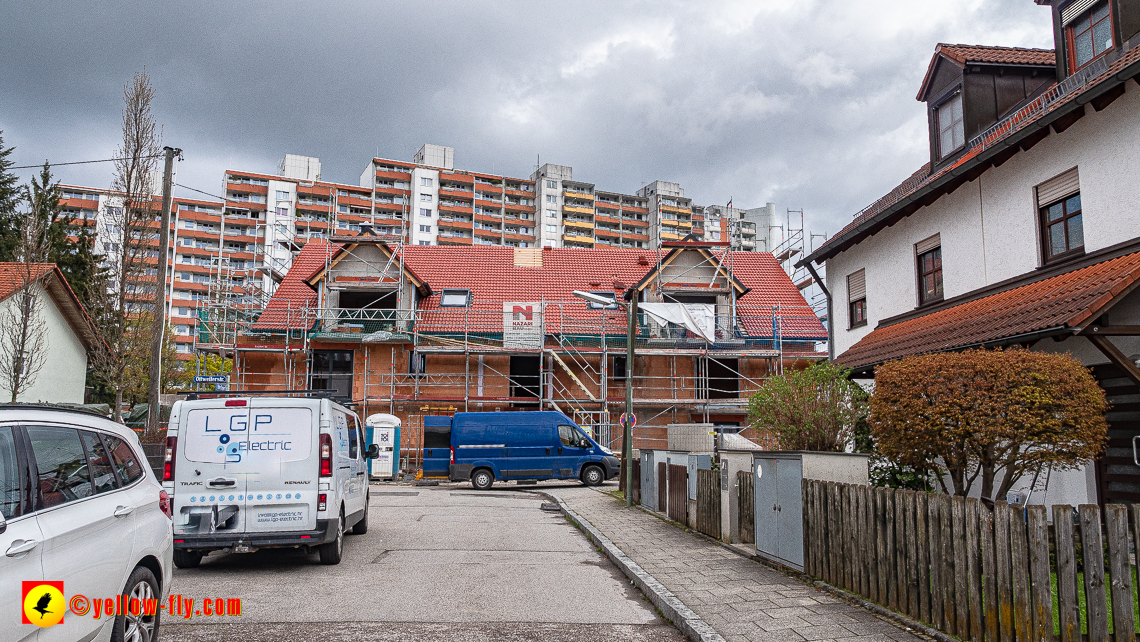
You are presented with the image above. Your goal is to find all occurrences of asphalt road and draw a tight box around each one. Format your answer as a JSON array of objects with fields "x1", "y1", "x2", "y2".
[{"x1": 163, "y1": 482, "x2": 682, "y2": 642}]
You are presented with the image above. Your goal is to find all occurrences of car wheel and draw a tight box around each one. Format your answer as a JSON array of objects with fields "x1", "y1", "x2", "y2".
[
  {"x1": 582, "y1": 465, "x2": 605, "y2": 486},
  {"x1": 470, "y1": 468, "x2": 494, "y2": 491},
  {"x1": 351, "y1": 497, "x2": 369, "y2": 535},
  {"x1": 111, "y1": 566, "x2": 161, "y2": 642},
  {"x1": 318, "y1": 510, "x2": 344, "y2": 565},
  {"x1": 172, "y1": 550, "x2": 202, "y2": 569}
]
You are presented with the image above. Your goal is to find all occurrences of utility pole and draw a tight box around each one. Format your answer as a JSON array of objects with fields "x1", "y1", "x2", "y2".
[
  {"x1": 623, "y1": 294, "x2": 637, "y2": 507},
  {"x1": 148, "y1": 146, "x2": 180, "y2": 433}
]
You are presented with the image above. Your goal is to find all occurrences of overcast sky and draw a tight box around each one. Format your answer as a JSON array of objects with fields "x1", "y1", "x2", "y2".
[{"x1": 0, "y1": 0, "x2": 1053, "y2": 240}]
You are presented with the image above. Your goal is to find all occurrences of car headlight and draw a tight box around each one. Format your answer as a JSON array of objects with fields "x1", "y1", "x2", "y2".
[{"x1": 601, "y1": 447, "x2": 614, "y2": 456}]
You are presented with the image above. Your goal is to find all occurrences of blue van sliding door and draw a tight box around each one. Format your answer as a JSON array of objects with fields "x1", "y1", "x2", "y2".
[{"x1": 502, "y1": 419, "x2": 554, "y2": 479}]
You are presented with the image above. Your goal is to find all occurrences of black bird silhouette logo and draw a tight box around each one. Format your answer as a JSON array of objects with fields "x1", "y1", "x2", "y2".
[{"x1": 32, "y1": 592, "x2": 53, "y2": 619}]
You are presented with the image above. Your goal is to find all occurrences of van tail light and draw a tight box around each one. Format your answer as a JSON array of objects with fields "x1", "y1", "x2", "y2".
[
  {"x1": 319, "y1": 434, "x2": 332, "y2": 477},
  {"x1": 159, "y1": 490, "x2": 172, "y2": 519},
  {"x1": 450, "y1": 446, "x2": 455, "y2": 465},
  {"x1": 318, "y1": 493, "x2": 327, "y2": 512},
  {"x1": 163, "y1": 437, "x2": 177, "y2": 482}
]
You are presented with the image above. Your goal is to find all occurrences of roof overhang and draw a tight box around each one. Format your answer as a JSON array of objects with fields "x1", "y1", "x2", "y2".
[
  {"x1": 625, "y1": 243, "x2": 749, "y2": 301},
  {"x1": 802, "y1": 50, "x2": 1140, "y2": 269},
  {"x1": 306, "y1": 240, "x2": 431, "y2": 297}
]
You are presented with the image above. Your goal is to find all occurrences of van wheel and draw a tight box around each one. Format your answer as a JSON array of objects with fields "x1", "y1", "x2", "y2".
[
  {"x1": 351, "y1": 497, "x2": 369, "y2": 535},
  {"x1": 471, "y1": 469, "x2": 494, "y2": 491},
  {"x1": 112, "y1": 565, "x2": 161, "y2": 642},
  {"x1": 582, "y1": 465, "x2": 605, "y2": 486},
  {"x1": 172, "y1": 550, "x2": 202, "y2": 569},
  {"x1": 318, "y1": 510, "x2": 344, "y2": 565}
]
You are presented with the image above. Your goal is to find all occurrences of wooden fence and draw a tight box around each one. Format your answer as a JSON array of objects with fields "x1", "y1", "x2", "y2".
[
  {"x1": 668, "y1": 464, "x2": 687, "y2": 524},
  {"x1": 696, "y1": 469, "x2": 720, "y2": 540},
  {"x1": 738, "y1": 470, "x2": 754, "y2": 544},
  {"x1": 804, "y1": 479, "x2": 1140, "y2": 642},
  {"x1": 658, "y1": 462, "x2": 667, "y2": 513}
]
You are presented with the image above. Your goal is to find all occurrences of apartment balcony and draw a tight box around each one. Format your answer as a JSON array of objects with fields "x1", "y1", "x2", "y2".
[
  {"x1": 621, "y1": 218, "x2": 650, "y2": 228},
  {"x1": 562, "y1": 232, "x2": 594, "y2": 245},
  {"x1": 374, "y1": 169, "x2": 412, "y2": 181},
  {"x1": 440, "y1": 172, "x2": 474, "y2": 184},
  {"x1": 474, "y1": 197, "x2": 502, "y2": 210},
  {"x1": 62, "y1": 197, "x2": 100, "y2": 210},
  {"x1": 563, "y1": 190, "x2": 594, "y2": 201},
  {"x1": 373, "y1": 186, "x2": 408, "y2": 197},
  {"x1": 595, "y1": 214, "x2": 621, "y2": 226},
  {"x1": 504, "y1": 186, "x2": 535, "y2": 197},
  {"x1": 474, "y1": 227, "x2": 502, "y2": 240},
  {"x1": 563, "y1": 204, "x2": 594, "y2": 216},
  {"x1": 225, "y1": 182, "x2": 268, "y2": 195},
  {"x1": 374, "y1": 216, "x2": 404, "y2": 227},
  {"x1": 623, "y1": 232, "x2": 650, "y2": 242},
  {"x1": 563, "y1": 219, "x2": 594, "y2": 231},
  {"x1": 595, "y1": 227, "x2": 621, "y2": 238},
  {"x1": 660, "y1": 231, "x2": 684, "y2": 241},
  {"x1": 438, "y1": 235, "x2": 473, "y2": 246},
  {"x1": 503, "y1": 232, "x2": 535, "y2": 243},
  {"x1": 674, "y1": 220, "x2": 693, "y2": 228},
  {"x1": 439, "y1": 202, "x2": 473, "y2": 214},
  {"x1": 374, "y1": 201, "x2": 407, "y2": 214},
  {"x1": 622, "y1": 205, "x2": 649, "y2": 214},
  {"x1": 661, "y1": 204, "x2": 691, "y2": 215},
  {"x1": 473, "y1": 213, "x2": 502, "y2": 225},
  {"x1": 504, "y1": 201, "x2": 535, "y2": 213},
  {"x1": 439, "y1": 188, "x2": 473, "y2": 200}
]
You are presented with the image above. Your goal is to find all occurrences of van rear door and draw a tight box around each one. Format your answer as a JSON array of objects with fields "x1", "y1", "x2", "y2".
[
  {"x1": 243, "y1": 400, "x2": 318, "y2": 532},
  {"x1": 421, "y1": 417, "x2": 452, "y2": 478},
  {"x1": 175, "y1": 401, "x2": 252, "y2": 536}
]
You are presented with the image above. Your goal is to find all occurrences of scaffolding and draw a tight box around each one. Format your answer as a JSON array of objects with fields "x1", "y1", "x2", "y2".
[{"x1": 770, "y1": 209, "x2": 829, "y2": 329}]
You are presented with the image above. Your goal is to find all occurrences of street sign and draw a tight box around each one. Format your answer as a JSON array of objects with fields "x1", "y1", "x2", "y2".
[
  {"x1": 619, "y1": 412, "x2": 637, "y2": 428},
  {"x1": 193, "y1": 375, "x2": 229, "y2": 384}
]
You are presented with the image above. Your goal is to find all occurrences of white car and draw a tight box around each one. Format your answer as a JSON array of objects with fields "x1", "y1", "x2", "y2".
[
  {"x1": 165, "y1": 395, "x2": 376, "y2": 567},
  {"x1": 1, "y1": 405, "x2": 173, "y2": 642}
]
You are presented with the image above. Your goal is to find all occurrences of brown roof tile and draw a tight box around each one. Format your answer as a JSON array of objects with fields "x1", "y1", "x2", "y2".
[{"x1": 835, "y1": 250, "x2": 1140, "y2": 370}]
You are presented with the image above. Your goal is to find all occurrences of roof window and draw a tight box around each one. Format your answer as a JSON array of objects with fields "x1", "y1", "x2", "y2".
[{"x1": 439, "y1": 289, "x2": 471, "y2": 308}]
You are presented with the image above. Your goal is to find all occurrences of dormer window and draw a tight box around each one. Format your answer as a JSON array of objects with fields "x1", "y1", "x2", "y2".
[
  {"x1": 936, "y1": 92, "x2": 964, "y2": 159},
  {"x1": 1066, "y1": 1, "x2": 1113, "y2": 70}
]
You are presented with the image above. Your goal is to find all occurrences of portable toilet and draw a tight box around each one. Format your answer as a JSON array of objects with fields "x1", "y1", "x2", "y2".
[{"x1": 365, "y1": 413, "x2": 401, "y2": 480}]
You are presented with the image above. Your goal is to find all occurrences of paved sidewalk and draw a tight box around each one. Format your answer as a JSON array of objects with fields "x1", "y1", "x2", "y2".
[{"x1": 555, "y1": 486, "x2": 923, "y2": 642}]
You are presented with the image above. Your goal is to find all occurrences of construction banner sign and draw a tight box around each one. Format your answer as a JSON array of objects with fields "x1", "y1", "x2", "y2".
[{"x1": 503, "y1": 302, "x2": 544, "y2": 349}]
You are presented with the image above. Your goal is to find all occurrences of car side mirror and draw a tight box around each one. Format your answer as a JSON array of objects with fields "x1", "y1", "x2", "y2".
[{"x1": 367, "y1": 444, "x2": 380, "y2": 459}]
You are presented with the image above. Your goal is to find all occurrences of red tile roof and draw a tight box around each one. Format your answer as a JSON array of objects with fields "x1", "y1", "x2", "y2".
[
  {"x1": 256, "y1": 244, "x2": 826, "y2": 340},
  {"x1": 835, "y1": 250, "x2": 1140, "y2": 371},
  {"x1": 0, "y1": 264, "x2": 56, "y2": 301},
  {"x1": 918, "y1": 44, "x2": 1055, "y2": 101},
  {"x1": 252, "y1": 241, "x2": 340, "y2": 330},
  {"x1": 808, "y1": 43, "x2": 1140, "y2": 266}
]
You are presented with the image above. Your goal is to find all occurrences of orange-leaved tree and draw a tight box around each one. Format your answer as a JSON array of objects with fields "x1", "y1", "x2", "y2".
[{"x1": 871, "y1": 348, "x2": 1107, "y2": 499}]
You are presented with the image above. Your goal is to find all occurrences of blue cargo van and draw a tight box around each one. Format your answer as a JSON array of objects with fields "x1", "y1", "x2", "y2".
[{"x1": 421, "y1": 411, "x2": 621, "y2": 490}]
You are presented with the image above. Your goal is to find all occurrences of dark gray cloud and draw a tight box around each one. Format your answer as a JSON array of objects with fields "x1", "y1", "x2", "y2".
[{"x1": 1, "y1": 0, "x2": 1052, "y2": 238}]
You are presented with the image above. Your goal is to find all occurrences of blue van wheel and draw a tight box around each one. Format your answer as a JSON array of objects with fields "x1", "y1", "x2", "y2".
[
  {"x1": 471, "y1": 469, "x2": 494, "y2": 491},
  {"x1": 582, "y1": 465, "x2": 605, "y2": 486}
]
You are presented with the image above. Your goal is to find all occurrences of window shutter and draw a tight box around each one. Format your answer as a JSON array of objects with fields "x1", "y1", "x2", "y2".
[
  {"x1": 847, "y1": 269, "x2": 866, "y2": 303},
  {"x1": 1036, "y1": 168, "x2": 1080, "y2": 207},
  {"x1": 1062, "y1": 0, "x2": 1098, "y2": 25},
  {"x1": 915, "y1": 233, "x2": 941, "y2": 255}
]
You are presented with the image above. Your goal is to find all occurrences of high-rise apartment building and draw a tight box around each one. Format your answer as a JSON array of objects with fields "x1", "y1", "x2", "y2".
[{"x1": 360, "y1": 144, "x2": 538, "y2": 248}]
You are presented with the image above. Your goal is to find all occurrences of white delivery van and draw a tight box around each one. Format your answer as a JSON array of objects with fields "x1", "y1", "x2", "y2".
[{"x1": 162, "y1": 395, "x2": 378, "y2": 567}]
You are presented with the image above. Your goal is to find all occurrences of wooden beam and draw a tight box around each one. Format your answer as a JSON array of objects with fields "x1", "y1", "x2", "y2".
[
  {"x1": 1082, "y1": 325, "x2": 1140, "y2": 336},
  {"x1": 1091, "y1": 84, "x2": 1126, "y2": 112},
  {"x1": 1087, "y1": 335, "x2": 1140, "y2": 387}
]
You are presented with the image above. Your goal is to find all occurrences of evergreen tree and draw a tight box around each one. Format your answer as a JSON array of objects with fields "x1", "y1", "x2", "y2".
[
  {"x1": 28, "y1": 162, "x2": 101, "y2": 306},
  {"x1": 0, "y1": 130, "x2": 21, "y2": 261}
]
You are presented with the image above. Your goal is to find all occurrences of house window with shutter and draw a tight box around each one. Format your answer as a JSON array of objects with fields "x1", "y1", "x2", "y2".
[
  {"x1": 1036, "y1": 168, "x2": 1083, "y2": 263},
  {"x1": 1065, "y1": 0, "x2": 1113, "y2": 70},
  {"x1": 915, "y1": 234, "x2": 943, "y2": 305},
  {"x1": 847, "y1": 269, "x2": 867, "y2": 329}
]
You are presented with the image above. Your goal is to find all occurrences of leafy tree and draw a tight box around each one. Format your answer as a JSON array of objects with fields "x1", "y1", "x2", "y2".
[
  {"x1": 746, "y1": 361, "x2": 869, "y2": 452},
  {"x1": 0, "y1": 130, "x2": 21, "y2": 261},
  {"x1": 871, "y1": 348, "x2": 1108, "y2": 499}
]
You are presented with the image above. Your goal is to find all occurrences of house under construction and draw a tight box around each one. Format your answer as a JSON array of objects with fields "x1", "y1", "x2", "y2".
[{"x1": 193, "y1": 231, "x2": 827, "y2": 470}]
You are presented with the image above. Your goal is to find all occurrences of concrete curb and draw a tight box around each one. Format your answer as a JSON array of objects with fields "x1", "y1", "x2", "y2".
[{"x1": 536, "y1": 491, "x2": 727, "y2": 642}]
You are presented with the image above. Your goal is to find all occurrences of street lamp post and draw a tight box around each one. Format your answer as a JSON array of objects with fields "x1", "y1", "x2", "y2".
[{"x1": 574, "y1": 290, "x2": 636, "y2": 507}]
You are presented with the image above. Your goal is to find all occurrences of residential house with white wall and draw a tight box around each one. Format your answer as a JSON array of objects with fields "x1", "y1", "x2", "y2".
[{"x1": 799, "y1": 0, "x2": 1140, "y2": 506}]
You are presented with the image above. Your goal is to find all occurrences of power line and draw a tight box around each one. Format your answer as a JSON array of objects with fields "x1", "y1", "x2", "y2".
[
  {"x1": 8, "y1": 153, "x2": 165, "y2": 170},
  {"x1": 174, "y1": 183, "x2": 227, "y2": 201}
]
